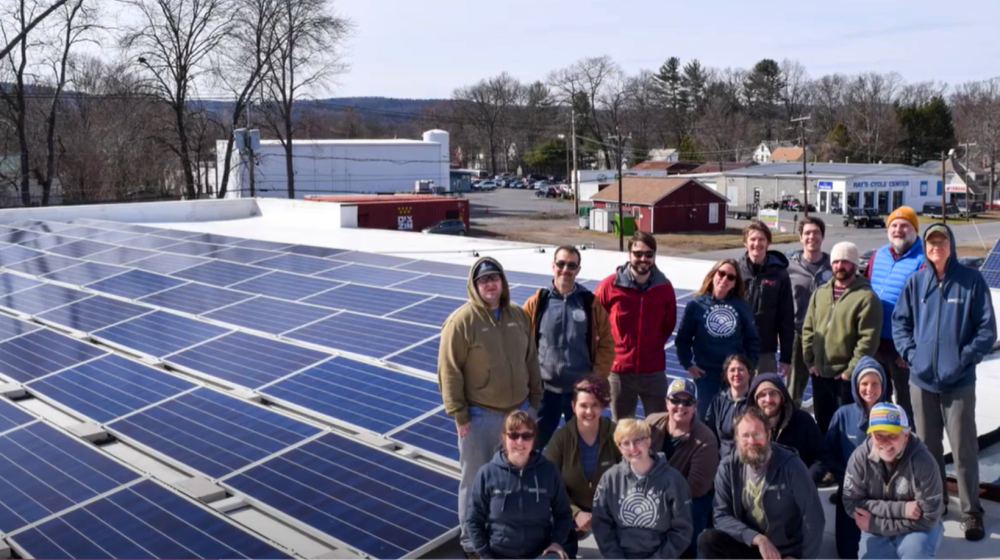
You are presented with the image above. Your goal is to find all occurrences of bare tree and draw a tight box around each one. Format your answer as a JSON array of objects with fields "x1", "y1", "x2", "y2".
[
  {"x1": 623, "y1": 70, "x2": 662, "y2": 160},
  {"x1": 452, "y1": 72, "x2": 522, "y2": 174},
  {"x1": 0, "y1": 0, "x2": 68, "y2": 62},
  {"x1": 692, "y1": 68, "x2": 755, "y2": 162},
  {"x1": 549, "y1": 56, "x2": 622, "y2": 168},
  {"x1": 119, "y1": 0, "x2": 233, "y2": 199},
  {"x1": 779, "y1": 59, "x2": 811, "y2": 122},
  {"x1": 845, "y1": 72, "x2": 903, "y2": 162},
  {"x1": 953, "y1": 77, "x2": 1000, "y2": 205},
  {"x1": 0, "y1": 0, "x2": 39, "y2": 205}
]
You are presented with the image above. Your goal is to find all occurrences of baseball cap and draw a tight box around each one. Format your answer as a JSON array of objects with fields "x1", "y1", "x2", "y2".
[
  {"x1": 667, "y1": 378, "x2": 697, "y2": 400},
  {"x1": 473, "y1": 260, "x2": 503, "y2": 281},
  {"x1": 868, "y1": 403, "x2": 909, "y2": 434},
  {"x1": 925, "y1": 224, "x2": 950, "y2": 240}
]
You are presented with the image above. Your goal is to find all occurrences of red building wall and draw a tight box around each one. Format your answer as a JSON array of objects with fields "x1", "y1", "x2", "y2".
[
  {"x1": 594, "y1": 183, "x2": 726, "y2": 233},
  {"x1": 307, "y1": 195, "x2": 469, "y2": 232}
]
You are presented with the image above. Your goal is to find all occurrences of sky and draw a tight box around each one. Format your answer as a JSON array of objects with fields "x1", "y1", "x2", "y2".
[{"x1": 332, "y1": 0, "x2": 1000, "y2": 99}]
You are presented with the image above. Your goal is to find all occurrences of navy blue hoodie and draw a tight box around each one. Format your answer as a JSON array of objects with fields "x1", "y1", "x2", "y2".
[
  {"x1": 705, "y1": 387, "x2": 751, "y2": 460},
  {"x1": 466, "y1": 450, "x2": 573, "y2": 559},
  {"x1": 825, "y1": 356, "x2": 888, "y2": 483},
  {"x1": 748, "y1": 373, "x2": 830, "y2": 484},
  {"x1": 893, "y1": 223, "x2": 997, "y2": 393},
  {"x1": 676, "y1": 293, "x2": 761, "y2": 373}
]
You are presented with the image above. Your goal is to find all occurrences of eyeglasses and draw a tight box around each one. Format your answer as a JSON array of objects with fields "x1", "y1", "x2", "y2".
[
  {"x1": 631, "y1": 250, "x2": 655, "y2": 259},
  {"x1": 555, "y1": 260, "x2": 580, "y2": 270},
  {"x1": 669, "y1": 397, "x2": 695, "y2": 407},
  {"x1": 506, "y1": 431, "x2": 535, "y2": 441},
  {"x1": 716, "y1": 269, "x2": 737, "y2": 282},
  {"x1": 476, "y1": 274, "x2": 502, "y2": 284},
  {"x1": 738, "y1": 431, "x2": 768, "y2": 442},
  {"x1": 618, "y1": 436, "x2": 649, "y2": 448}
]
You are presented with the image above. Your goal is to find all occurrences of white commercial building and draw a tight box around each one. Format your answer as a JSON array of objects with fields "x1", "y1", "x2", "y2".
[{"x1": 216, "y1": 129, "x2": 451, "y2": 199}]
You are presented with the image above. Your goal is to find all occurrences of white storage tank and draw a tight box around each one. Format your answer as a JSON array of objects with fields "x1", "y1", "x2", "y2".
[{"x1": 423, "y1": 129, "x2": 450, "y2": 191}]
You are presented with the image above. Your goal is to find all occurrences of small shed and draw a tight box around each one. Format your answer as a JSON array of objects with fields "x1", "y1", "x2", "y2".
[
  {"x1": 306, "y1": 194, "x2": 469, "y2": 232},
  {"x1": 589, "y1": 177, "x2": 728, "y2": 233}
]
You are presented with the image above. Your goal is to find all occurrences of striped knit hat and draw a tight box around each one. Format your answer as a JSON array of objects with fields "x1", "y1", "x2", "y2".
[{"x1": 867, "y1": 403, "x2": 909, "y2": 434}]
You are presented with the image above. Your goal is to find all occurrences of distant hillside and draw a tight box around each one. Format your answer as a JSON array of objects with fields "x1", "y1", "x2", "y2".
[{"x1": 193, "y1": 96, "x2": 449, "y2": 121}]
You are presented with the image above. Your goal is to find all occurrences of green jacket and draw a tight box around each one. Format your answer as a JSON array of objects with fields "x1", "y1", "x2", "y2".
[
  {"x1": 543, "y1": 416, "x2": 621, "y2": 516},
  {"x1": 802, "y1": 275, "x2": 883, "y2": 379}
]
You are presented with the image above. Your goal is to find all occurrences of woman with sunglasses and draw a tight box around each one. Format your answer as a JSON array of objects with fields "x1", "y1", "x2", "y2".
[
  {"x1": 704, "y1": 354, "x2": 754, "y2": 459},
  {"x1": 675, "y1": 258, "x2": 760, "y2": 420},
  {"x1": 543, "y1": 377, "x2": 621, "y2": 557},
  {"x1": 466, "y1": 410, "x2": 574, "y2": 560},
  {"x1": 592, "y1": 419, "x2": 693, "y2": 560}
]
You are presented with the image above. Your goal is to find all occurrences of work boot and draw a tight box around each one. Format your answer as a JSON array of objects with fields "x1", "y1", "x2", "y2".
[{"x1": 962, "y1": 516, "x2": 985, "y2": 542}]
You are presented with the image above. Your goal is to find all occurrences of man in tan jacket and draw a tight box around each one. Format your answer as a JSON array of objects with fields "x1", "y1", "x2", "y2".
[{"x1": 438, "y1": 256, "x2": 543, "y2": 559}]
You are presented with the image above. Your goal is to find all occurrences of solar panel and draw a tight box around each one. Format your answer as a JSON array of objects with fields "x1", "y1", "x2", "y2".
[
  {"x1": 80, "y1": 229, "x2": 144, "y2": 244},
  {"x1": 16, "y1": 234, "x2": 77, "y2": 251},
  {"x1": 4, "y1": 254, "x2": 84, "y2": 276},
  {"x1": 161, "y1": 241, "x2": 229, "y2": 257},
  {"x1": 0, "y1": 283, "x2": 93, "y2": 316},
  {"x1": 504, "y1": 271, "x2": 554, "y2": 288},
  {"x1": 8, "y1": 479, "x2": 294, "y2": 560},
  {"x1": 86, "y1": 269, "x2": 188, "y2": 299},
  {"x1": 259, "y1": 357, "x2": 443, "y2": 433},
  {"x1": 253, "y1": 253, "x2": 344, "y2": 275},
  {"x1": 385, "y1": 296, "x2": 463, "y2": 327},
  {"x1": 581, "y1": 279, "x2": 601, "y2": 291},
  {"x1": 982, "y1": 252, "x2": 1000, "y2": 272},
  {"x1": 41, "y1": 261, "x2": 128, "y2": 285},
  {"x1": 286, "y1": 244, "x2": 349, "y2": 258},
  {"x1": 54, "y1": 226, "x2": 111, "y2": 239},
  {"x1": 183, "y1": 232, "x2": 247, "y2": 245},
  {"x1": 0, "y1": 314, "x2": 41, "y2": 342},
  {"x1": 0, "y1": 271, "x2": 43, "y2": 295},
  {"x1": 508, "y1": 285, "x2": 539, "y2": 304},
  {"x1": 316, "y1": 263, "x2": 421, "y2": 287},
  {"x1": 233, "y1": 238, "x2": 294, "y2": 251},
  {"x1": 0, "y1": 398, "x2": 35, "y2": 433},
  {"x1": 153, "y1": 229, "x2": 203, "y2": 240},
  {"x1": 384, "y1": 338, "x2": 439, "y2": 373},
  {"x1": 303, "y1": 284, "x2": 431, "y2": 316},
  {"x1": 221, "y1": 432, "x2": 458, "y2": 560},
  {"x1": 93, "y1": 310, "x2": 232, "y2": 359},
  {"x1": 47, "y1": 239, "x2": 118, "y2": 258},
  {"x1": 664, "y1": 346, "x2": 691, "y2": 380},
  {"x1": 0, "y1": 328, "x2": 107, "y2": 383},
  {"x1": 392, "y1": 274, "x2": 468, "y2": 299},
  {"x1": 139, "y1": 283, "x2": 255, "y2": 315},
  {"x1": 107, "y1": 223, "x2": 164, "y2": 234},
  {"x1": 172, "y1": 260, "x2": 269, "y2": 286},
  {"x1": 387, "y1": 408, "x2": 458, "y2": 462},
  {"x1": 35, "y1": 296, "x2": 150, "y2": 333},
  {"x1": 118, "y1": 235, "x2": 189, "y2": 250},
  {"x1": 109, "y1": 388, "x2": 321, "y2": 479},
  {"x1": 203, "y1": 246, "x2": 277, "y2": 264},
  {"x1": 130, "y1": 252, "x2": 209, "y2": 274},
  {"x1": 982, "y1": 269, "x2": 1000, "y2": 289},
  {"x1": 20, "y1": 221, "x2": 77, "y2": 233},
  {"x1": 0, "y1": 422, "x2": 140, "y2": 533},
  {"x1": 334, "y1": 251, "x2": 416, "y2": 268},
  {"x1": 229, "y1": 271, "x2": 342, "y2": 301},
  {"x1": 27, "y1": 354, "x2": 196, "y2": 423},
  {"x1": 165, "y1": 331, "x2": 330, "y2": 389},
  {"x1": 0, "y1": 230, "x2": 43, "y2": 244},
  {"x1": 398, "y1": 259, "x2": 469, "y2": 278},
  {"x1": 85, "y1": 245, "x2": 158, "y2": 265},
  {"x1": 203, "y1": 296, "x2": 335, "y2": 335},
  {"x1": 286, "y1": 312, "x2": 437, "y2": 359}
]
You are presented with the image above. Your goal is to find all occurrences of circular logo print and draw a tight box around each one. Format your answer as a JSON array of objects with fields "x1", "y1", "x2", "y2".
[
  {"x1": 620, "y1": 491, "x2": 660, "y2": 528},
  {"x1": 572, "y1": 308, "x2": 587, "y2": 323},
  {"x1": 705, "y1": 305, "x2": 738, "y2": 338}
]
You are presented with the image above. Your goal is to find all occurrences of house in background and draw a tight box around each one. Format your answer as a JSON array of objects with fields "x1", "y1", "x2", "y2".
[
  {"x1": 646, "y1": 148, "x2": 679, "y2": 162},
  {"x1": 769, "y1": 146, "x2": 814, "y2": 164},
  {"x1": 589, "y1": 177, "x2": 728, "y2": 233},
  {"x1": 752, "y1": 140, "x2": 795, "y2": 163}
]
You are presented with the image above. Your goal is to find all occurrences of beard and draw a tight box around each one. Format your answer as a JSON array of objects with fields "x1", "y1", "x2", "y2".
[
  {"x1": 739, "y1": 443, "x2": 771, "y2": 469},
  {"x1": 834, "y1": 267, "x2": 855, "y2": 281},
  {"x1": 630, "y1": 261, "x2": 652, "y2": 275},
  {"x1": 890, "y1": 231, "x2": 917, "y2": 253}
]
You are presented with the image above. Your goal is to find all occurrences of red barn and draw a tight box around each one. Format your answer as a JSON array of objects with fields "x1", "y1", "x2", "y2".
[{"x1": 589, "y1": 177, "x2": 727, "y2": 233}]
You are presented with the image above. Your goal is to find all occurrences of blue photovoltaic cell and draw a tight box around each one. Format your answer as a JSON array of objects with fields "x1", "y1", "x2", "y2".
[
  {"x1": 20, "y1": 221, "x2": 76, "y2": 233},
  {"x1": 581, "y1": 279, "x2": 601, "y2": 291},
  {"x1": 8, "y1": 479, "x2": 293, "y2": 560},
  {"x1": 286, "y1": 312, "x2": 437, "y2": 358},
  {"x1": 222, "y1": 432, "x2": 458, "y2": 560},
  {"x1": 253, "y1": 253, "x2": 343, "y2": 275},
  {"x1": 393, "y1": 274, "x2": 468, "y2": 299},
  {"x1": 386, "y1": 297, "x2": 463, "y2": 327},
  {"x1": 80, "y1": 229, "x2": 143, "y2": 244},
  {"x1": 183, "y1": 233, "x2": 247, "y2": 245},
  {"x1": 389, "y1": 409, "x2": 458, "y2": 462},
  {"x1": 41, "y1": 262, "x2": 128, "y2": 285},
  {"x1": 315, "y1": 263, "x2": 421, "y2": 287},
  {"x1": 47, "y1": 226, "x2": 108, "y2": 239},
  {"x1": 0, "y1": 245, "x2": 46, "y2": 267},
  {"x1": 983, "y1": 269, "x2": 1000, "y2": 289},
  {"x1": 109, "y1": 388, "x2": 320, "y2": 478},
  {"x1": 303, "y1": 284, "x2": 430, "y2": 316},
  {"x1": 5, "y1": 254, "x2": 84, "y2": 276},
  {"x1": 0, "y1": 283, "x2": 93, "y2": 315},
  {"x1": 504, "y1": 271, "x2": 553, "y2": 288},
  {"x1": 508, "y1": 285, "x2": 539, "y2": 304},
  {"x1": 172, "y1": 260, "x2": 268, "y2": 286},
  {"x1": 982, "y1": 252, "x2": 1000, "y2": 272},
  {"x1": 0, "y1": 230, "x2": 43, "y2": 244},
  {"x1": 93, "y1": 310, "x2": 231, "y2": 358},
  {"x1": 152, "y1": 229, "x2": 203, "y2": 240},
  {"x1": 663, "y1": 347, "x2": 690, "y2": 380},
  {"x1": 0, "y1": 398, "x2": 34, "y2": 433},
  {"x1": 0, "y1": 422, "x2": 140, "y2": 533},
  {"x1": 86, "y1": 269, "x2": 188, "y2": 300},
  {"x1": 334, "y1": 251, "x2": 416, "y2": 268},
  {"x1": 139, "y1": 283, "x2": 254, "y2": 315},
  {"x1": 0, "y1": 314, "x2": 40, "y2": 343},
  {"x1": 166, "y1": 331, "x2": 329, "y2": 389},
  {"x1": 0, "y1": 272, "x2": 43, "y2": 296},
  {"x1": 260, "y1": 357, "x2": 442, "y2": 433},
  {"x1": 85, "y1": 245, "x2": 158, "y2": 265},
  {"x1": 108, "y1": 223, "x2": 163, "y2": 234},
  {"x1": 398, "y1": 259, "x2": 469, "y2": 278},
  {"x1": 16, "y1": 235, "x2": 77, "y2": 251},
  {"x1": 204, "y1": 297, "x2": 334, "y2": 335},
  {"x1": 130, "y1": 252, "x2": 208, "y2": 274},
  {"x1": 385, "y1": 338, "x2": 439, "y2": 373},
  {"x1": 0, "y1": 328, "x2": 107, "y2": 383},
  {"x1": 286, "y1": 244, "x2": 349, "y2": 258},
  {"x1": 203, "y1": 246, "x2": 277, "y2": 264},
  {"x1": 161, "y1": 241, "x2": 228, "y2": 257},
  {"x1": 118, "y1": 235, "x2": 190, "y2": 250},
  {"x1": 47, "y1": 239, "x2": 117, "y2": 258},
  {"x1": 36, "y1": 296, "x2": 150, "y2": 333},
  {"x1": 229, "y1": 271, "x2": 342, "y2": 301},
  {"x1": 233, "y1": 238, "x2": 294, "y2": 251},
  {"x1": 27, "y1": 354, "x2": 196, "y2": 423}
]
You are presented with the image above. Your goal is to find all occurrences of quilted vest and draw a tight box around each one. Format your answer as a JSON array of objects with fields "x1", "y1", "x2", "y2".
[{"x1": 869, "y1": 239, "x2": 924, "y2": 339}]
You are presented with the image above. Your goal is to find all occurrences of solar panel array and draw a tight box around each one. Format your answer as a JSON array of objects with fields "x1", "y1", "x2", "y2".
[{"x1": 980, "y1": 238, "x2": 1000, "y2": 288}]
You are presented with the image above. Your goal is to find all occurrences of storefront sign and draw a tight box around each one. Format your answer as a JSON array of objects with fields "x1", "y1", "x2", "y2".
[
  {"x1": 818, "y1": 181, "x2": 833, "y2": 190},
  {"x1": 945, "y1": 185, "x2": 967, "y2": 193},
  {"x1": 850, "y1": 180, "x2": 912, "y2": 189},
  {"x1": 758, "y1": 209, "x2": 779, "y2": 230}
]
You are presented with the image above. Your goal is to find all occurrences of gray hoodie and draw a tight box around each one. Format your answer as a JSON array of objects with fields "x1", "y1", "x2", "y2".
[
  {"x1": 842, "y1": 433, "x2": 944, "y2": 537},
  {"x1": 787, "y1": 251, "x2": 832, "y2": 332},
  {"x1": 591, "y1": 453, "x2": 693, "y2": 559}
]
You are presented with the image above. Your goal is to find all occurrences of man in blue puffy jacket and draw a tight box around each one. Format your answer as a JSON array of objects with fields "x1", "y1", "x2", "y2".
[{"x1": 892, "y1": 223, "x2": 997, "y2": 542}]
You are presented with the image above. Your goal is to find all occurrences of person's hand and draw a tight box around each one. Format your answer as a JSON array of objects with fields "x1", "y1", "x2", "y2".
[
  {"x1": 895, "y1": 356, "x2": 909, "y2": 369},
  {"x1": 752, "y1": 534, "x2": 782, "y2": 560},
  {"x1": 542, "y1": 542, "x2": 568, "y2": 559},
  {"x1": 574, "y1": 511, "x2": 592, "y2": 531},
  {"x1": 904, "y1": 501, "x2": 922, "y2": 520},
  {"x1": 778, "y1": 362, "x2": 790, "y2": 378},
  {"x1": 854, "y1": 508, "x2": 872, "y2": 532},
  {"x1": 809, "y1": 366, "x2": 821, "y2": 377},
  {"x1": 687, "y1": 365, "x2": 706, "y2": 378},
  {"x1": 457, "y1": 422, "x2": 471, "y2": 438},
  {"x1": 838, "y1": 373, "x2": 850, "y2": 381}
]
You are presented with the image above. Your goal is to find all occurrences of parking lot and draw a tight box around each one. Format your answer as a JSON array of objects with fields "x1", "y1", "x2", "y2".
[{"x1": 467, "y1": 187, "x2": 575, "y2": 219}]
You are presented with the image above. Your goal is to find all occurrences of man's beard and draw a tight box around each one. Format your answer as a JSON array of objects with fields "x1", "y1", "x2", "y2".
[
  {"x1": 740, "y1": 443, "x2": 771, "y2": 469},
  {"x1": 890, "y1": 232, "x2": 917, "y2": 253},
  {"x1": 630, "y1": 262, "x2": 651, "y2": 275},
  {"x1": 834, "y1": 268, "x2": 855, "y2": 281}
]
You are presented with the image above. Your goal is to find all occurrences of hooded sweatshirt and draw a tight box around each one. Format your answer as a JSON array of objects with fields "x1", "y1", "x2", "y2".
[
  {"x1": 748, "y1": 373, "x2": 830, "y2": 483},
  {"x1": 705, "y1": 386, "x2": 751, "y2": 460},
  {"x1": 675, "y1": 292, "x2": 761, "y2": 373},
  {"x1": 892, "y1": 223, "x2": 998, "y2": 394},
  {"x1": 438, "y1": 257, "x2": 544, "y2": 425},
  {"x1": 543, "y1": 416, "x2": 621, "y2": 516},
  {"x1": 801, "y1": 274, "x2": 883, "y2": 379},
  {"x1": 787, "y1": 251, "x2": 833, "y2": 332},
  {"x1": 825, "y1": 356, "x2": 888, "y2": 483},
  {"x1": 596, "y1": 264, "x2": 677, "y2": 375},
  {"x1": 466, "y1": 449, "x2": 574, "y2": 559},
  {"x1": 591, "y1": 454, "x2": 693, "y2": 559},
  {"x1": 713, "y1": 443, "x2": 826, "y2": 559},
  {"x1": 842, "y1": 433, "x2": 945, "y2": 537},
  {"x1": 739, "y1": 250, "x2": 795, "y2": 362},
  {"x1": 646, "y1": 414, "x2": 721, "y2": 498}
]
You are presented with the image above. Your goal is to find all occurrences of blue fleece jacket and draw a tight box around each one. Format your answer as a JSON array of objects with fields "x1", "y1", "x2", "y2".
[
  {"x1": 892, "y1": 223, "x2": 998, "y2": 393},
  {"x1": 466, "y1": 450, "x2": 573, "y2": 559},
  {"x1": 825, "y1": 356, "x2": 888, "y2": 483},
  {"x1": 676, "y1": 293, "x2": 761, "y2": 373}
]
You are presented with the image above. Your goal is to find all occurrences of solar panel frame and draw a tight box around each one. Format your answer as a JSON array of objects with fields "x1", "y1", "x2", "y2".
[
  {"x1": 117, "y1": 235, "x2": 191, "y2": 251},
  {"x1": 46, "y1": 239, "x2": 117, "y2": 259},
  {"x1": 138, "y1": 282, "x2": 256, "y2": 315},
  {"x1": 286, "y1": 244, "x2": 350, "y2": 258},
  {"x1": 16, "y1": 234, "x2": 78, "y2": 251},
  {"x1": 0, "y1": 271, "x2": 44, "y2": 296},
  {"x1": 83, "y1": 245, "x2": 158, "y2": 265},
  {"x1": 79, "y1": 229, "x2": 145, "y2": 244},
  {"x1": 981, "y1": 252, "x2": 1000, "y2": 272},
  {"x1": 160, "y1": 241, "x2": 229, "y2": 257},
  {"x1": 385, "y1": 407, "x2": 458, "y2": 463},
  {"x1": 85, "y1": 269, "x2": 189, "y2": 300},
  {"x1": 0, "y1": 230, "x2": 44, "y2": 244},
  {"x1": 0, "y1": 328, "x2": 108, "y2": 383},
  {"x1": 52, "y1": 226, "x2": 112, "y2": 239},
  {"x1": 396, "y1": 259, "x2": 469, "y2": 278},
  {"x1": 0, "y1": 398, "x2": 36, "y2": 434},
  {"x1": 333, "y1": 251, "x2": 418, "y2": 268},
  {"x1": 382, "y1": 337, "x2": 440, "y2": 374},
  {"x1": 129, "y1": 252, "x2": 210, "y2": 275},
  {"x1": 40, "y1": 261, "x2": 129, "y2": 286},
  {"x1": 182, "y1": 232, "x2": 248, "y2": 245},
  {"x1": 152, "y1": 229, "x2": 204, "y2": 240},
  {"x1": 253, "y1": 253, "x2": 345, "y2": 275},
  {"x1": 35, "y1": 295, "x2": 151, "y2": 334},
  {"x1": 0, "y1": 314, "x2": 41, "y2": 343},
  {"x1": 391, "y1": 274, "x2": 468, "y2": 299},
  {"x1": 203, "y1": 246, "x2": 279, "y2": 264},
  {"x1": 385, "y1": 296, "x2": 463, "y2": 328},
  {"x1": 285, "y1": 312, "x2": 437, "y2": 359},
  {"x1": 233, "y1": 238, "x2": 295, "y2": 251},
  {"x1": 92, "y1": 310, "x2": 233, "y2": 360},
  {"x1": 314, "y1": 264, "x2": 422, "y2": 288},
  {"x1": 4, "y1": 254, "x2": 84, "y2": 276},
  {"x1": 228, "y1": 271, "x2": 343, "y2": 301},
  {"x1": 0, "y1": 283, "x2": 94, "y2": 316},
  {"x1": 203, "y1": 296, "x2": 336, "y2": 335},
  {"x1": 302, "y1": 284, "x2": 432, "y2": 316}
]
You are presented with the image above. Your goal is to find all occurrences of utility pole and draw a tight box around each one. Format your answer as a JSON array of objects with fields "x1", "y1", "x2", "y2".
[
  {"x1": 607, "y1": 130, "x2": 627, "y2": 251},
  {"x1": 247, "y1": 101, "x2": 256, "y2": 198},
  {"x1": 571, "y1": 109, "x2": 579, "y2": 214},
  {"x1": 961, "y1": 141, "x2": 978, "y2": 220},
  {"x1": 792, "y1": 115, "x2": 812, "y2": 217},
  {"x1": 941, "y1": 150, "x2": 948, "y2": 224}
]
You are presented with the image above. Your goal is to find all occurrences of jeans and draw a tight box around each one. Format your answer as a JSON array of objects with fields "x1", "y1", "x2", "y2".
[
  {"x1": 458, "y1": 406, "x2": 508, "y2": 552},
  {"x1": 609, "y1": 371, "x2": 667, "y2": 421},
  {"x1": 682, "y1": 491, "x2": 714, "y2": 559},
  {"x1": 788, "y1": 330, "x2": 810, "y2": 407},
  {"x1": 693, "y1": 370, "x2": 722, "y2": 422},
  {"x1": 537, "y1": 390, "x2": 574, "y2": 450},
  {"x1": 858, "y1": 521, "x2": 943, "y2": 559}
]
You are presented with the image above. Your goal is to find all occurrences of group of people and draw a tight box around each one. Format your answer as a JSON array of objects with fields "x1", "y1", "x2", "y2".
[{"x1": 437, "y1": 210, "x2": 996, "y2": 560}]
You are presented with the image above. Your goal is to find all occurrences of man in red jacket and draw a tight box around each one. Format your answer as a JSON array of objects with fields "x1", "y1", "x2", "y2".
[{"x1": 596, "y1": 231, "x2": 677, "y2": 420}]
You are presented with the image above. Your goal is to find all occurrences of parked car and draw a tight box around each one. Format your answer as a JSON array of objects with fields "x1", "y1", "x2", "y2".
[
  {"x1": 859, "y1": 248, "x2": 876, "y2": 276},
  {"x1": 473, "y1": 180, "x2": 497, "y2": 191},
  {"x1": 508, "y1": 179, "x2": 525, "y2": 189},
  {"x1": 864, "y1": 209, "x2": 885, "y2": 227},
  {"x1": 533, "y1": 180, "x2": 552, "y2": 190},
  {"x1": 959, "y1": 256, "x2": 985, "y2": 269},
  {"x1": 423, "y1": 219, "x2": 467, "y2": 236},
  {"x1": 843, "y1": 207, "x2": 883, "y2": 228},
  {"x1": 921, "y1": 202, "x2": 960, "y2": 218},
  {"x1": 535, "y1": 185, "x2": 559, "y2": 198}
]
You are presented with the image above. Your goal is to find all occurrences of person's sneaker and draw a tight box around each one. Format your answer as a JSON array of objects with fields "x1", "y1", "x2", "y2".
[
  {"x1": 818, "y1": 471, "x2": 836, "y2": 488},
  {"x1": 962, "y1": 516, "x2": 985, "y2": 542}
]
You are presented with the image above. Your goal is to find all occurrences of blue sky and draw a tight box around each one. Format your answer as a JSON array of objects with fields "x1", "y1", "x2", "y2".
[{"x1": 333, "y1": 0, "x2": 999, "y2": 99}]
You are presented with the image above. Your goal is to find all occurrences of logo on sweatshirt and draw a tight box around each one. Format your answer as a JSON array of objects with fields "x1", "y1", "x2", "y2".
[
  {"x1": 895, "y1": 476, "x2": 910, "y2": 496},
  {"x1": 572, "y1": 308, "x2": 587, "y2": 322},
  {"x1": 619, "y1": 487, "x2": 661, "y2": 528},
  {"x1": 705, "y1": 304, "x2": 739, "y2": 338}
]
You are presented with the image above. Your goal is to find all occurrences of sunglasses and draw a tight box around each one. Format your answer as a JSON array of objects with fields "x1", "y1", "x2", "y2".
[
  {"x1": 506, "y1": 431, "x2": 535, "y2": 441},
  {"x1": 716, "y1": 269, "x2": 737, "y2": 282},
  {"x1": 669, "y1": 397, "x2": 695, "y2": 407},
  {"x1": 631, "y1": 250, "x2": 655, "y2": 259},
  {"x1": 555, "y1": 260, "x2": 580, "y2": 270}
]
